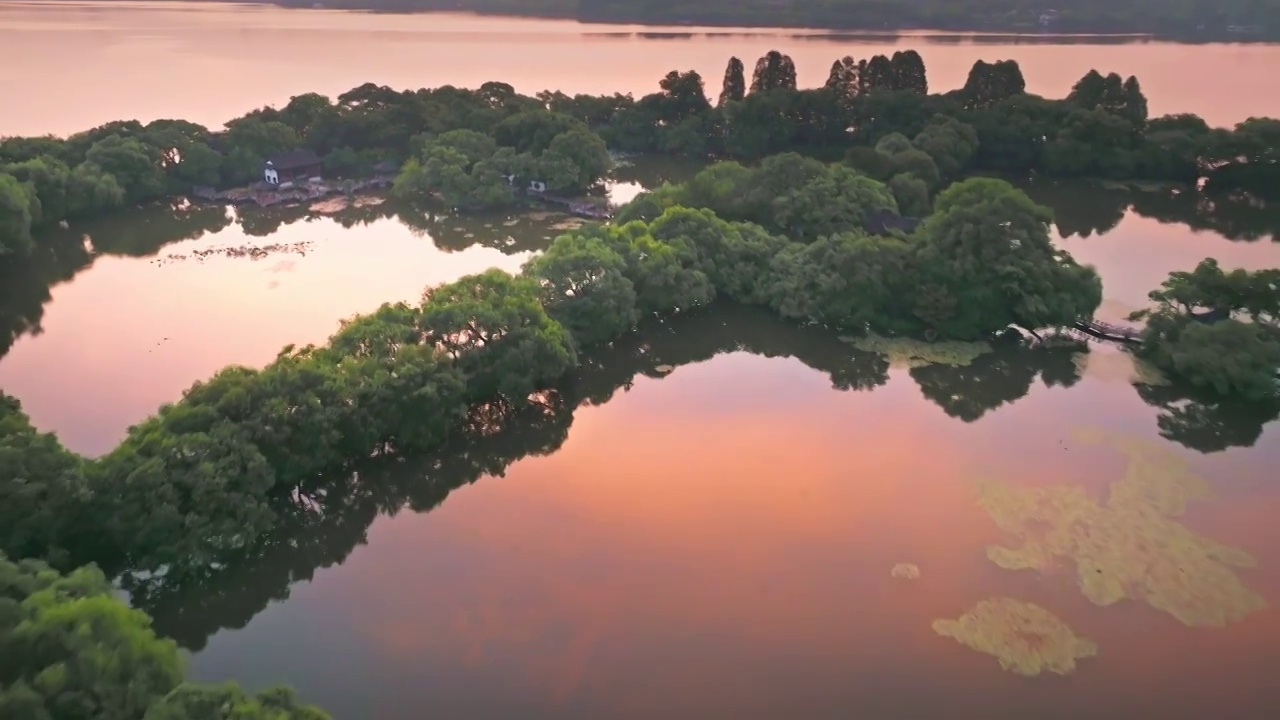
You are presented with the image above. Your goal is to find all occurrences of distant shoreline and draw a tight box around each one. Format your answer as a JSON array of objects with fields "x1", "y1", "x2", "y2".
[{"x1": 29, "y1": 0, "x2": 1280, "y2": 43}]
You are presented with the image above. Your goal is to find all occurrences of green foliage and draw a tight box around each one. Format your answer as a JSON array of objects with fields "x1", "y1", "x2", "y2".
[
  {"x1": 0, "y1": 395, "x2": 85, "y2": 566},
  {"x1": 0, "y1": 174, "x2": 37, "y2": 256},
  {"x1": 393, "y1": 119, "x2": 608, "y2": 207},
  {"x1": 1133, "y1": 259, "x2": 1280, "y2": 398},
  {"x1": 0, "y1": 555, "x2": 182, "y2": 720},
  {"x1": 911, "y1": 177, "x2": 1102, "y2": 339},
  {"x1": 143, "y1": 683, "x2": 331, "y2": 720},
  {"x1": 888, "y1": 173, "x2": 931, "y2": 216},
  {"x1": 419, "y1": 269, "x2": 578, "y2": 403},
  {"x1": 523, "y1": 234, "x2": 639, "y2": 348},
  {"x1": 85, "y1": 135, "x2": 167, "y2": 203}
]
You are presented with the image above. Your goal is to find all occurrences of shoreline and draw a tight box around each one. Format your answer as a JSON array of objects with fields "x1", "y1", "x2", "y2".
[{"x1": 60, "y1": 0, "x2": 1277, "y2": 43}]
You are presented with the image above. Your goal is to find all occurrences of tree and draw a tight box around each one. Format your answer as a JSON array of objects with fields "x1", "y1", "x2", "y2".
[
  {"x1": 3, "y1": 157, "x2": 71, "y2": 228},
  {"x1": 493, "y1": 110, "x2": 582, "y2": 154},
  {"x1": 144, "y1": 683, "x2": 331, "y2": 720},
  {"x1": 602, "y1": 224, "x2": 715, "y2": 316},
  {"x1": 749, "y1": 50, "x2": 797, "y2": 93},
  {"x1": 912, "y1": 178, "x2": 1102, "y2": 339},
  {"x1": 962, "y1": 60, "x2": 1026, "y2": 109},
  {"x1": 766, "y1": 231, "x2": 911, "y2": 331},
  {"x1": 418, "y1": 269, "x2": 577, "y2": 403},
  {"x1": 1131, "y1": 259, "x2": 1280, "y2": 398},
  {"x1": 824, "y1": 56, "x2": 861, "y2": 103},
  {"x1": 91, "y1": 415, "x2": 279, "y2": 573},
  {"x1": 657, "y1": 70, "x2": 711, "y2": 124},
  {"x1": 523, "y1": 234, "x2": 639, "y2": 348},
  {"x1": 913, "y1": 116, "x2": 979, "y2": 178},
  {"x1": 862, "y1": 55, "x2": 895, "y2": 93},
  {"x1": 66, "y1": 163, "x2": 125, "y2": 217},
  {"x1": 719, "y1": 56, "x2": 746, "y2": 106},
  {"x1": 0, "y1": 556, "x2": 183, "y2": 720},
  {"x1": 546, "y1": 127, "x2": 611, "y2": 190},
  {"x1": 0, "y1": 174, "x2": 36, "y2": 256},
  {"x1": 0, "y1": 394, "x2": 86, "y2": 566},
  {"x1": 889, "y1": 173, "x2": 931, "y2": 216},
  {"x1": 1163, "y1": 320, "x2": 1280, "y2": 398},
  {"x1": 890, "y1": 50, "x2": 928, "y2": 94}
]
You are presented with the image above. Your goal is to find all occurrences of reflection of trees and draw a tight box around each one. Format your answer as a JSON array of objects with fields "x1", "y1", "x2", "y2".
[
  {"x1": 609, "y1": 155, "x2": 705, "y2": 190},
  {"x1": 1024, "y1": 180, "x2": 1280, "y2": 242},
  {"x1": 127, "y1": 393, "x2": 575, "y2": 651},
  {"x1": 0, "y1": 198, "x2": 556, "y2": 363},
  {"x1": 392, "y1": 200, "x2": 559, "y2": 255},
  {"x1": 1129, "y1": 191, "x2": 1280, "y2": 242},
  {"x1": 909, "y1": 339, "x2": 1086, "y2": 422},
  {"x1": 0, "y1": 235, "x2": 93, "y2": 357},
  {"x1": 126, "y1": 304, "x2": 1103, "y2": 651},
  {"x1": 1023, "y1": 181, "x2": 1129, "y2": 239},
  {"x1": 87, "y1": 201, "x2": 235, "y2": 256},
  {"x1": 0, "y1": 202, "x2": 235, "y2": 359},
  {"x1": 1136, "y1": 383, "x2": 1280, "y2": 453},
  {"x1": 116, "y1": 304, "x2": 1274, "y2": 652}
]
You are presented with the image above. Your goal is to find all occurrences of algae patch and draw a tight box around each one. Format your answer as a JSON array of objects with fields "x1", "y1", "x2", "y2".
[
  {"x1": 844, "y1": 333, "x2": 991, "y2": 368},
  {"x1": 891, "y1": 562, "x2": 921, "y2": 580},
  {"x1": 977, "y1": 430, "x2": 1265, "y2": 627},
  {"x1": 933, "y1": 597, "x2": 1097, "y2": 676}
]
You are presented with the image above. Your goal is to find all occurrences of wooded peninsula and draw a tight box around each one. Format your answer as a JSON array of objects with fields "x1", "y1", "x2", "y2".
[{"x1": 1, "y1": 49, "x2": 1278, "y2": 720}]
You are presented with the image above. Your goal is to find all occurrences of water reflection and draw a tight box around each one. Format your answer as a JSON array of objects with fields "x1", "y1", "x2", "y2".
[
  {"x1": 112, "y1": 303, "x2": 1272, "y2": 658},
  {"x1": 147, "y1": 305, "x2": 1278, "y2": 719},
  {"x1": 1023, "y1": 180, "x2": 1280, "y2": 242}
]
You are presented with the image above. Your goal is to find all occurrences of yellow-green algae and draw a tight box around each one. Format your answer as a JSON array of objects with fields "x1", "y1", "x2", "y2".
[
  {"x1": 843, "y1": 333, "x2": 991, "y2": 368},
  {"x1": 891, "y1": 562, "x2": 921, "y2": 580},
  {"x1": 977, "y1": 430, "x2": 1265, "y2": 627},
  {"x1": 932, "y1": 597, "x2": 1098, "y2": 676}
]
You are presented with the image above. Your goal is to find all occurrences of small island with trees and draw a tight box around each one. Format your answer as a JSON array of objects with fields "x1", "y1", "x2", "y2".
[{"x1": 1, "y1": 47, "x2": 1278, "y2": 720}]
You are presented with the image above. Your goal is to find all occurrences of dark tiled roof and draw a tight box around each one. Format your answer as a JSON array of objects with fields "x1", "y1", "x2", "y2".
[{"x1": 265, "y1": 149, "x2": 322, "y2": 170}]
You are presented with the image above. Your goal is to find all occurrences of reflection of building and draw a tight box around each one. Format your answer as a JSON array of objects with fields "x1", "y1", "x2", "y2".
[{"x1": 263, "y1": 150, "x2": 323, "y2": 188}]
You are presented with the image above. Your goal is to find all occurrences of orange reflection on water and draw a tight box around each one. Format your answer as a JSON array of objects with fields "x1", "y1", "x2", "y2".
[
  {"x1": 187, "y1": 354, "x2": 1280, "y2": 718},
  {"x1": 0, "y1": 215, "x2": 528, "y2": 455}
]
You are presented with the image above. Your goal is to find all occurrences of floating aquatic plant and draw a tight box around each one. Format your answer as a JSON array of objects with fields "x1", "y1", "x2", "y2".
[
  {"x1": 1071, "y1": 428, "x2": 1210, "y2": 516},
  {"x1": 933, "y1": 597, "x2": 1097, "y2": 676},
  {"x1": 844, "y1": 333, "x2": 991, "y2": 368},
  {"x1": 891, "y1": 562, "x2": 921, "y2": 580},
  {"x1": 977, "y1": 431, "x2": 1265, "y2": 627}
]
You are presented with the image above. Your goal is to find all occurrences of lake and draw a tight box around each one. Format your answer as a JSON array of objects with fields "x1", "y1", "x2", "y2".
[
  {"x1": 2, "y1": 2, "x2": 1280, "y2": 718},
  {"x1": 4, "y1": 0, "x2": 1280, "y2": 136}
]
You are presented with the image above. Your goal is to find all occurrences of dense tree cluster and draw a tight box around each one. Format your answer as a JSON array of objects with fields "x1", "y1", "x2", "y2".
[
  {"x1": 391, "y1": 118, "x2": 610, "y2": 208},
  {"x1": 5, "y1": 49, "x2": 1278, "y2": 258},
  {"x1": 0, "y1": 82, "x2": 608, "y2": 256},
  {"x1": 0, "y1": 553, "x2": 329, "y2": 720},
  {"x1": 1131, "y1": 259, "x2": 1280, "y2": 398},
  {"x1": 539, "y1": 50, "x2": 1279, "y2": 203},
  {"x1": 0, "y1": 167, "x2": 1102, "y2": 580}
]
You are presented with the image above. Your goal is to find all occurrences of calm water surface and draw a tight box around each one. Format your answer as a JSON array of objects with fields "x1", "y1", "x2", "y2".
[
  {"x1": 2, "y1": 4, "x2": 1280, "y2": 717},
  {"x1": 3, "y1": 0, "x2": 1280, "y2": 135}
]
